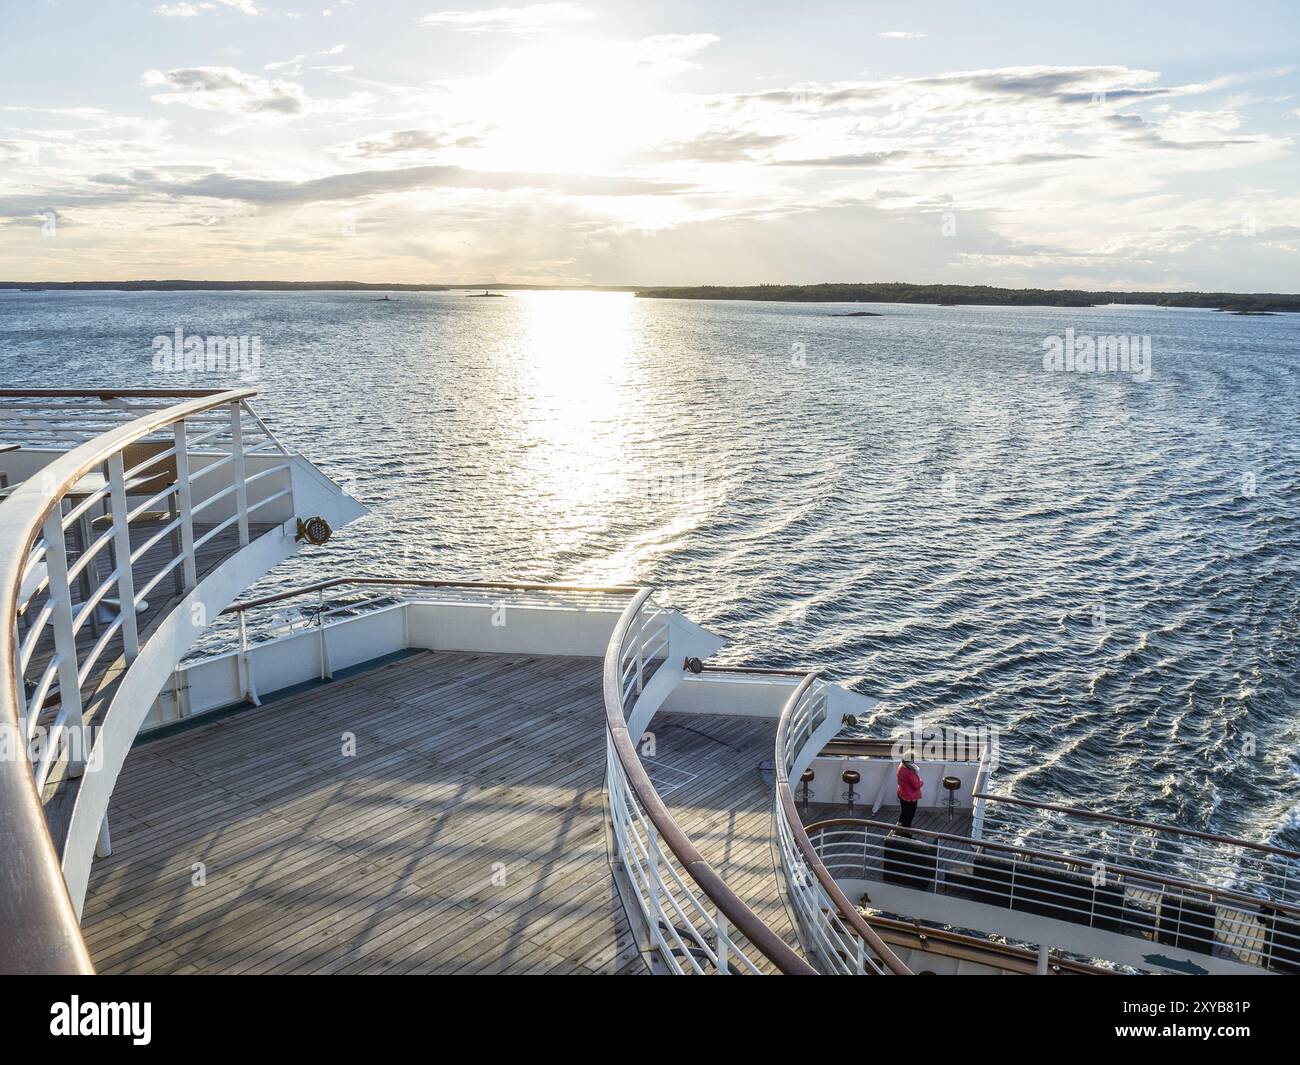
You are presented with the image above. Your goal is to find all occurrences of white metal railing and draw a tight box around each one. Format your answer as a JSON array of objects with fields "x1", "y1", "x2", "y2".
[
  {"x1": 7, "y1": 393, "x2": 289, "y2": 787},
  {"x1": 181, "y1": 578, "x2": 638, "y2": 712},
  {"x1": 602, "y1": 588, "x2": 815, "y2": 974},
  {"x1": 190, "y1": 578, "x2": 632, "y2": 661},
  {"x1": 774, "y1": 674, "x2": 911, "y2": 975},
  {"x1": 0, "y1": 389, "x2": 291, "y2": 972},
  {"x1": 975, "y1": 793, "x2": 1300, "y2": 910},
  {"x1": 807, "y1": 817, "x2": 1300, "y2": 974}
]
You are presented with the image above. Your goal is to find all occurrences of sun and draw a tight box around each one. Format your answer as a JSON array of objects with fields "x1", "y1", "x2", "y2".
[{"x1": 466, "y1": 41, "x2": 686, "y2": 173}]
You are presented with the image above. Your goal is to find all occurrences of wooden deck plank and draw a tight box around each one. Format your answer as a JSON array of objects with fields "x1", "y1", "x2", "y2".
[{"x1": 82, "y1": 650, "x2": 650, "y2": 974}]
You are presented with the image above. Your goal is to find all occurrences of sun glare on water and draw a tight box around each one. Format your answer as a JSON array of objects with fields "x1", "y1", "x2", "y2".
[{"x1": 509, "y1": 291, "x2": 638, "y2": 533}]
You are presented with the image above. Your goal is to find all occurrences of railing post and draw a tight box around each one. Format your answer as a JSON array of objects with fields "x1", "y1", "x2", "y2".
[
  {"x1": 170, "y1": 668, "x2": 189, "y2": 720},
  {"x1": 230, "y1": 401, "x2": 250, "y2": 547},
  {"x1": 646, "y1": 832, "x2": 670, "y2": 967},
  {"x1": 41, "y1": 510, "x2": 85, "y2": 777},
  {"x1": 13, "y1": 608, "x2": 29, "y2": 736},
  {"x1": 107, "y1": 452, "x2": 139, "y2": 661},
  {"x1": 173, "y1": 420, "x2": 198, "y2": 591},
  {"x1": 95, "y1": 814, "x2": 112, "y2": 858},
  {"x1": 237, "y1": 609, "x2": 261, "y2": 706},
  {"x1": 715, "y1": 910, "x2": 730, "y2": 974},
  {"x1": 317, "y1": 588, "x2": 332, "y2": 680}
]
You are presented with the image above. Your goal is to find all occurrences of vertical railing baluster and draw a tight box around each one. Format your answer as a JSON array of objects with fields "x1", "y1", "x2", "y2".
[
  {"x1": 237, "y1": 609, "x2": 261, "y2": 706},
  {"x1": 173, "y1": 420, "x2": 198, "y2": 591},
  {"x1": 13, "y1": 609, "x2": 28, "y2": 737},
  {"x1": 107, "y1": 453, "x2": 139, "y2": 661},
  {"x1": 647, "y1": 832, "x2": 670, "y2": 968},
  {"x1": 317, "y1": 588, "x2": 331, "y2": 680},
  {"x1": 230, "y1": 401, "x2": 249, "y2": 547},
  {"x1": 42, "y1": 510, "x2": 85, "y2": 778},
  {"x1": 715, "y1": 911, "x2": 730, "y2": 974}
]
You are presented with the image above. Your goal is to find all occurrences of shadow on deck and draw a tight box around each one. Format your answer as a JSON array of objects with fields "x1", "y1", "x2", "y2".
[{"x1": 82, "y1": 650, "x2": 652, "y2": 975}]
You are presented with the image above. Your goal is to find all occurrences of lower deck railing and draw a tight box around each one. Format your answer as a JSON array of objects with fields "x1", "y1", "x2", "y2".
[
  {"x1": 974, "y1": 792, "x2": 1300, "y2": 910},
  {"x1": 808, "y1": 818, "x2": 1300, "y2": 974}
]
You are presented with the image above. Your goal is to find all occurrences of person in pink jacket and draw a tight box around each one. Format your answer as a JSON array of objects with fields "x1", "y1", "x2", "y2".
[{"x1": 897, "y1": 751, "x2": 923, "y2": 837}]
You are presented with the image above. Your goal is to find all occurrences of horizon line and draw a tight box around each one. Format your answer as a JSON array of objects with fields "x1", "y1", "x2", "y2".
[{"x1": 3, "y1": 279, "x2": 1300, "y2": 297}]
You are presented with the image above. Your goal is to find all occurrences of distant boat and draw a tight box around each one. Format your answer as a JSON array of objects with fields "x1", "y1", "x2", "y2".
[
  {"x1": 372, "y1": 294, "x2": 398, "y2": 302},
  {"x1": 467, "y1": 290, "x2": 505, "y2": 297}
]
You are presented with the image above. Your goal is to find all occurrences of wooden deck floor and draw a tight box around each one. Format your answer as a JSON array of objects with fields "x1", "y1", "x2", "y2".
[
  {"x1": 82, "y1": 651, "x2": 649, "y2": 975},
  {"x1": 649, "y1": 712, "x2": 801, "y2": 971}
]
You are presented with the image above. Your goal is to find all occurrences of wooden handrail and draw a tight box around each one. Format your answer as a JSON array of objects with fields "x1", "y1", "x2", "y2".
[
  {"x1": 698, "y1": 664, "x2": 807, "y2": 677},
  {"x1": 223, "y1": 576, "x2": 640, "y2": 614},
  {"x1": 974, "y1": 791, "x2": 1300, "y2": 861},
  {"x1": 0, "y1": 388, "x2": 255, "y2": 974},
  {"x1": 603, "y1": 588, "x2": 816, "y2": 975},
  {"x1": 864, "y1": 914, "x2": 1113, "y2": 975},
  {"x1": 805, "y1": 817, "x2": 1300, "y2": 920},
  {"x1": 774, "y1": 673, "x2": 912, "y2": 974},
  {"x1": 0, "y1": 389, "x2": 231, "y2": 399}
]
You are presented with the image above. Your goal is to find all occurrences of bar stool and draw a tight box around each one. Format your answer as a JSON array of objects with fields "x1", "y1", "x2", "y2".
[
  {"x1": 842, "y1": 769, "x2": 861, "y2": 817},
  {"x1": 942, "y1": 775, "x2": 962, "y2": 821},
  {"x1": 799, "y1": 767, "x2": 815, "y2": 813}
]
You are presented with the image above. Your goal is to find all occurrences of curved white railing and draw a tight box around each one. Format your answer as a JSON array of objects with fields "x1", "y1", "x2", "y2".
[
  {"x1": 774, "y1": 673, "x2": 911, "y2": 975},
  {"x1": 603, "y1": 588, "x2": 816, "y2": 974},
  {"x1": 0, "y1": 389, "x2": 290, "y2": 973},
  {"x1": 804, "y1": 816, "x2": 1300, "y2": 973}
]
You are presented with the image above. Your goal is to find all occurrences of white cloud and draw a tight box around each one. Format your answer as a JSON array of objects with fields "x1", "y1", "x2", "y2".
[
  {"x1": 155, "y1": 3, "x2": 215, "y2": 16},
  {"x1": 154, "y1": 0, "x2": 263, "y2": 15},
  {"x1": 334, "y1": 128, "x2": 484, "y2": 159},
  {"x1": 879, "y1": 31, "x2": 926, "y2": 40},
  {"x1": 142, "y1": 67, "x2": 309, "y2": 115},
  {"x1": 9, "y1": 33, "x2": 1297, "y2": 289},
  {"x1": 419, "y1": 3, "x2": 594, "y2": 35},
  {"x1": 265, "y1": 44, "x2": 347, "y2": 75}
]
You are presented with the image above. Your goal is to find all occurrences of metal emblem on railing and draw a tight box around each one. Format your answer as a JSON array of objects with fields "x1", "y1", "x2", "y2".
[{"x1": 295, "y1": 515, "x2": 333, "y2": 545}]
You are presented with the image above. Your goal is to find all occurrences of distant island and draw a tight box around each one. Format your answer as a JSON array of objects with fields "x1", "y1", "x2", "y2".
[
  {"x1": 0, "y1": 280, "x2": 452, "y2": 293},
  {"x1": 3, "y1": 279, "x2": 1296, "y2": 313},
  {"x1": 0, "y1": 281, "x2": 636, "y2": 293},
  {"x1": 634, "y1": 283, "x2": 1300, "y2": 313}
]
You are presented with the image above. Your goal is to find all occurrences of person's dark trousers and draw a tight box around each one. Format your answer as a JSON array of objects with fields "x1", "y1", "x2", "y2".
[{"x1": 898, "y1": 799, "x2": 917, "y2": 838}]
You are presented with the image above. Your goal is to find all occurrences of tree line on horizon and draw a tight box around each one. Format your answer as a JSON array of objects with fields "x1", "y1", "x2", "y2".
[
  {"x1": 2, "y1": 279, "x2": 1296, "y2": 311},
  {"x1": 634, "y1": 282, "x2": 1300, "y2": 312}
]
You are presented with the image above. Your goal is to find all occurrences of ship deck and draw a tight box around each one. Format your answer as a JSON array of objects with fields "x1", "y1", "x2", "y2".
[{"x1": 80, "y1": 650, "x2": 796, "y2": 974}]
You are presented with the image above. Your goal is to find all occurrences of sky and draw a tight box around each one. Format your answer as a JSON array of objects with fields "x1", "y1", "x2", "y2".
[{"x1": 1, "y1": 0, "x2": 1298, "y2": 288}]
